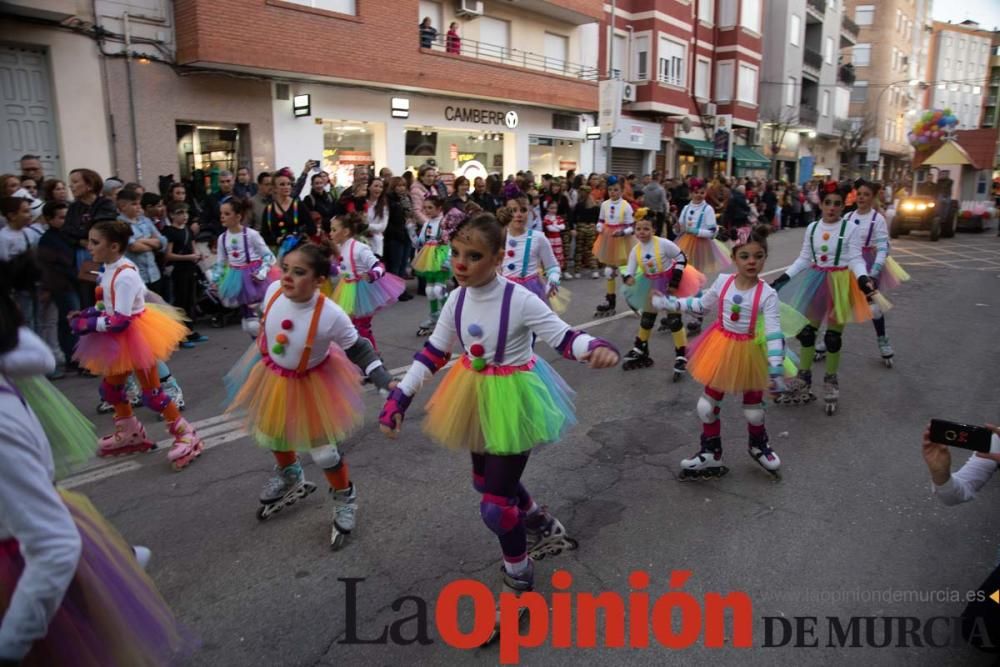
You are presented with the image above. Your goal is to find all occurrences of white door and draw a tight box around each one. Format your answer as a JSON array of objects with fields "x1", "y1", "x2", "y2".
[
  {"x1": 0, "y1": 44, "x2": 60, "y2": 176},
  {"x1": 544, "y1": 32, "x2": 568, "y2": 73},
  {"x1": 479, "y1": 17, "x2": 510, "y2": 61}
]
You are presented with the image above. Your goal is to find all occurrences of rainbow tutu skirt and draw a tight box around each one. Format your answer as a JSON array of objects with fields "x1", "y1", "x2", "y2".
[
  {"x1": 676, "y1": 234, "x2": 733, "y2": 275},
  {"x1": 413, "y1": 243, "x2": 451, "y2": 282},
  {"x1": 224, "y1": 343, "x2": 364, "y2": 451},
  {"x1": 422, "y1": 355, "x2": 576, "y2": 455},
  {"x1": 505, "y1": 274, "x2": 571, "y2": 314},
  {"x1": 592, "y1": 226, "x2": 636, "y2": 266},
  {"x1": 12, "y1": 375, "x2": 96, "y2": 478},
  {"x1": 780, "y1": 266, "x2": 873, "y2": 325},
  {"x1": 624, "y1": 265, "x2": 705, "y2": 312},
  {"x1": 333, "y1": 273, "x2": 406, "y2": 318},
  {"x1": 0, "y1": 490, "x2": 195, "y2": 666},
  {"x1": 217, "y1": 261, "x2": 271, "y2": 307},
  {"x1": 862, "y1": 248, "x2": 910, "y2": 292},
  {"x1": 74, "y1": 304, "x2": 188, "y2": 377}
]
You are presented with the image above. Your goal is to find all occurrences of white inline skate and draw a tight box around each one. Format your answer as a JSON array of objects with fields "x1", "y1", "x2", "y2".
[
  {"x1": 748, "y1": 433, "x2": 781, "y2": 480},
  {"x1": 877, "y1": 335, "x2": 894, "y2": 368},
  {"x1": 774, "y1": 370, "x2": 815, "y2": 406},
  {"x1": 329, "y1": 483, "x2": 358, "y2": 550},
  {"x1": 679, "y1": 435, "x2": 728, "y2": 480},
  {"x1": 822, "y1": 373, "x2": 839, "y2": 416},
  {"x1": 256, "y1": 460, "x2": 317, "y2": 520},
  {"x1": 525, "y1": 507, "x2": 578, "y2": 560},
  {"x1": 482, "y1": 561, "x2": 534, "y2": 647}
]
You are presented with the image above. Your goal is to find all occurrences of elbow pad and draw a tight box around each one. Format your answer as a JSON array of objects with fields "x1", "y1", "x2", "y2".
[
  {"x1": 770, "y1": 273, "x2": 791, "y2": 291},
  {"x1": 413, "y1": 341, "x2": 450, "y2": 374},
  {"x1": 344, "y1": 337, "x2": 389, "y2": 388},
  {"x1": 669, "y1": 267, "x2": 684, "y2": 289},
  {"x1": 857, "y1": 275, "x2": 875, "y2": 295},
  {"x1": 103, "y1": 313, "x2": 132, "y2": 333}
]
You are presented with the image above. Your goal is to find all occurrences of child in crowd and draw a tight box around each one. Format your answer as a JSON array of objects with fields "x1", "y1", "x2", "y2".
[
  {"x1": 412, "y1": 195, "x2": 450, "y2": 336},
  {"x1": 0, "y1": 196, "x2": 38, "y2": 330},
  {"x1": 542, "y1": 199, "x2": 566, "y2": 270},
  {"x1": 118, "y1": 190, "x2": 166, "y2": 297},
  {"x1": 215, "y1": 198, "x2": 276, "y2": 338},
  {"x1": 36, "y1": 201, "x2": 81, "y2": 375},
  {"x1": 163, "y1": 202, "x2": 209, "y2": 346},
  {"x1": 592, "y1": 176, "x2": 636, "y2": 317}
]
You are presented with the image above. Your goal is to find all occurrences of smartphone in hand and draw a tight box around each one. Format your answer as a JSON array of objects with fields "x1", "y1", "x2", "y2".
[{"x1": 930, "y1": 419, "x2": 994, "y2": 453}]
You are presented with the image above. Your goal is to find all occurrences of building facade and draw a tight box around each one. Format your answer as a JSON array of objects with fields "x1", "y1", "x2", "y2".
[
  {"x1": 984, "y1": 33, "x2": 1000, "y2": 133},
  {"x1": 925, "y1": 21, "x2": 994, "y2": 130},
  {"x1": 600, "y1": 0, "x2": 770, "y2": 179},
  {"x1": 760, "y1": 0, "x2": 856, "y2": 183}
]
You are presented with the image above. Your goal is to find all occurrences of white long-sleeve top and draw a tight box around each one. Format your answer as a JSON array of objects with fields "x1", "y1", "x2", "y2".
[
  {"x1": 598, "y1": 197, "x2": 634, "y2": 230},
  {"x1": 785, "y1": 218, "x2": 868, "y2": 279},
  {"x1": 0, "y1": 328, "x2": 82, "y2": 662},
  {"x1": 677, "y1": 201, "x2": 718, "y2": 239},
  {"x1": 416, "y1": 215, "x2": 444, "y2": 247},
  {"x1": 0, "y1": 226, "x2": 30, "y2": 262},
  {"x1": 96, "y1": 257, "x2": 146, "y2": 330},
  {"x1": 337, "y1": 238, "x2": 380, "y2": 280},
  {"x1": 259, "y1": 282, "x2": 359, "y2": 371},
  {"x1": 398, "y1": 276, "x2": 595, "y2": 396},
  {"x1": 675, "y1": 274, "x2": 784, "y2": 370},
  {"x1": 216, "y1": 226, "x2": 275, "y2": 269},
  {"x1": 847, "y1": 208, "x2": 889, "y2": 272},
  {"x1": 500, "y1": 230, "x2": 560, "y2": 282},
  {"x1": 932, "y1": 436, "x2": 1000, "y2": 505},
  {"x1": 624, "y1": 236, "x2": 686, "y2": 278},
  {"x1": 366, "y1": 201, "x2": 388, "y2": 256}
]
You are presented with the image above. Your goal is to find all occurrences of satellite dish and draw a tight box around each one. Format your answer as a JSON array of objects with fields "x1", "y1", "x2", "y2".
[{"x1": 681, "y1": 117, "x2": 693, "y2": 133}]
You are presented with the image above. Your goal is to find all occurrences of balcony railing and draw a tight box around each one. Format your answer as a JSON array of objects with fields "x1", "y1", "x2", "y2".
[
  {"x1": 799, "y1": 105, "x2": 819, "y2": 126},
  {"x1": 421, "y1": 33, "x2": 599, "y2": 81},
  {"x1": 842, "y1": 16, "x2": 859, "y2": 38},
  {"x1": 804, "y1": 48, "x2": 823, "y2": 71},
  {"x1": 838, "y1": 63, "x2": 856, "y2": 85},
  {"x1": 807, "y1": 0, "x2": 826, "y2": 16}
]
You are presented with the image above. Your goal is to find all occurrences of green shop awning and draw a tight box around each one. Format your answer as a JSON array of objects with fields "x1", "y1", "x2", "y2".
[
  {"x1": 733, "y1": 145, "x2": 770, "y2": 168},
  {"x1": 678, "y1": 139, "x2": 716, "y2": 158}
]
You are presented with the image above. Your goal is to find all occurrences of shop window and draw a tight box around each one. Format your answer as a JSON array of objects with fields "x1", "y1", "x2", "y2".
[
  {"x1": 529, "y1": 137, "x2": 579, "y2": 176},
  {"x1": 175, "y1": 123, "x2": 245, "y2": 182},
  {"x1": 406, "y1": 128, "x2": 504, "y2": 180},
  {"x1": 323, "y1": 121, "x2": 376, "y2": 189}
]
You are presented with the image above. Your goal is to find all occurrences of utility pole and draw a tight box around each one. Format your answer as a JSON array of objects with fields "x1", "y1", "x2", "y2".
[{"x1": 605, "y1": 0, "x2": 616, "y2": 174}]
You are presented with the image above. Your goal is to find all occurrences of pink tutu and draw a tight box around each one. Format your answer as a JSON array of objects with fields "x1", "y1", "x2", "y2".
[{"x1": 676, "y1": 235, "x2": 733, "y2": 275}]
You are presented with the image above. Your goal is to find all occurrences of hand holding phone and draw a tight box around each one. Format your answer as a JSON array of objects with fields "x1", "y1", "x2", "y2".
[{"x1": 929, "y1": 419, "x2": 994, "y2": 453}]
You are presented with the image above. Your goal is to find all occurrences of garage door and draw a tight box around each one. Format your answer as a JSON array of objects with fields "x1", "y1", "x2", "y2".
[
  {"x1": 0, "y1": 44, "x2": 60, "y2": 176},
  {"x1": 610, "y1": 148, "x2": 644, "y2": 178}
]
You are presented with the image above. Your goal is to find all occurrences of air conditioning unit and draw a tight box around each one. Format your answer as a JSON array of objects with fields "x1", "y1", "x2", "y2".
[
  {"x1": 704, "y1": 102, "x2": 717, "y2": 116},
  {"x1": 457, "y1": 0, "x2": 484, "y2": 17},
  {"x1": 622, "y1": 82, "x2": 637, "y2": 102}
]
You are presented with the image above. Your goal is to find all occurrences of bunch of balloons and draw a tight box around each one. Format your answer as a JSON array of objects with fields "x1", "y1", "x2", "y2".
[{"x1": 908, "y1": 108, "x2": 958, "y2": 151}]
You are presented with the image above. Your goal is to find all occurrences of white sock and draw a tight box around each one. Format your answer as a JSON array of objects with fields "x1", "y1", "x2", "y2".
[{"x1": 504, "y1": 557, "x2": 530, "y2": 577}]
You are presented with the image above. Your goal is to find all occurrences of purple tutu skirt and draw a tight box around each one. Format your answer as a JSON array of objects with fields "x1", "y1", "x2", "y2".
[
  {"x1": 218, "y1": 261, "x2": 272, "y2": 307},
  {"x1": 0, "y1": 490, "x2": 195, "y2": 666},
  {"x1": 862, "y1": 248, "x2": 909, "y2": 292}
]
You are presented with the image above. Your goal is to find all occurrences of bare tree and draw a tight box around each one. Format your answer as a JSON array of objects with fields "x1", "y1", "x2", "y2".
[
  {"x1": 838, "y1": 112, "x2": 876, "y2": 179},
  {"x1": 760, "y1": 108, "x2": 799, "y2": 180}
]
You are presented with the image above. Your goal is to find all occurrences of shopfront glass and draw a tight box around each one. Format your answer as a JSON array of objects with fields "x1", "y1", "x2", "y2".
[
  {"x1": 322, "y1": 121, "x2": 378, "y2": 190},
  {"x1": 175, "y1": 123, "x2": 245, "y2": 181},
  {"x1": 528, "y1": 137, "x2": 579, "y2": 176},
  {"x1": 405, "y1": 128, "x2": 504, "y2": 182}
]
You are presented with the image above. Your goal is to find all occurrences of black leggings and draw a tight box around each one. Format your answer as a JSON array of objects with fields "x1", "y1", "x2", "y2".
[
  {"x1": 471, "y1": 452, "x2": 533, "y2": 561},
  {"x1": 171, "y1": 265, "x2": 200, "y2": 319}
]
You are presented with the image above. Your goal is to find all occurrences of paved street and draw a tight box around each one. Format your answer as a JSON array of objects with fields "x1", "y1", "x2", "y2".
[{"x1": 55, "y1": 227, "x2": 1000, "y2": 666}]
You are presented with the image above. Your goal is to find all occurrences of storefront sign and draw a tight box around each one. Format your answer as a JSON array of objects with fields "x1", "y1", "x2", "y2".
[
  {"x1": 443, "y1": 106, "x2": 518, "y2": 129},
  {"x1": 629, "y1": 125, "x2": 644, "y2": 145},
  {"x1": 337, "y1": 151, "x2": 373, "y2": 165},
  {"x1": 559, "y1": 161, "x2": 577, "y2": 171}
]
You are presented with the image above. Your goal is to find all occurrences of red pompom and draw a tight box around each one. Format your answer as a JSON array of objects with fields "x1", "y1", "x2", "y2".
[
  {"x1": 469, "y1": 343, "x2": 485, "y2": 357},
  {"x1": 822, "y1": 181, "x2": 839, "y2": 195},
  {"x1": 281, "y1": 319, "x2": 293, "y2": 330}
]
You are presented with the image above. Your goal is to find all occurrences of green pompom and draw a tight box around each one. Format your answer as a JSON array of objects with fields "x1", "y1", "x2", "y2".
[
  {"x1": 471, "y1": 357, "x2": 487, "y2": 372},
  {"x1": 272, "y1": 343, "x2": 285, "y2": 355}
]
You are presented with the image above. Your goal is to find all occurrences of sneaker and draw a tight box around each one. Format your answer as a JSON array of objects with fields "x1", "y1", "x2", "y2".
[
  {"x1": 180, "y1": 341, "x2": 196, "y2": 349},
  {"x1": 187, "y1": 332, "x2": 208, "y2": 343},
  {"x1": 398, "y1": 292, "x2": 414, "y2": 302}
]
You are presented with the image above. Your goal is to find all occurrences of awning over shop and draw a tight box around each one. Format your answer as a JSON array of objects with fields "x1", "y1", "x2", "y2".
[
  {"x1": 678, "y1": 138, "x2": 716, "y2": 158},
  {"x1": 733, "y1": 145, "x2": 770, "y2": 168}
]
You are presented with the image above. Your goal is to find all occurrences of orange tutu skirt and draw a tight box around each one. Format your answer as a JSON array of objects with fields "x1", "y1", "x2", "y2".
[
  {"x1": 686, "y1": 324, "x2": 770, "y2": 393},
  {"x1": 592, "y1": 229, "x2": 636, "y2": 266},
  {"x1": 74, "y1": 304, "x2": 188, "y2": 377}
]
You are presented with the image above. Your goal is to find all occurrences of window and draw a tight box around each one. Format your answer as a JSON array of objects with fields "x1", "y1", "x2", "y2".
[
  {"x1": 790, "y1": 15, "x2": 801, "y2": 47},
  {"x1": 698, "y1": 0, "x2": 713, "y2": 23},
  {"x1": 719, "y1": 0, "x2": 737, "y2": 27},
  {"x1": 824, "y1": 36, "x2": 834, "y2": 64},
  {"x1": 937, "y1": 81, "x2": 946, "y2": 90},
  {"x1": 854, "y1": 44, "x2": 871, "y2": 67},
  {"x1": 737, "y1": 64, "x2": 757, "y2": 103},
  {"x1": 851, "y1": 80, "x2": 869, "y2": 102},
  {"x1": 612, "y1": 33, "x2": 627, "y2": 78},
  {"x1": 896, "y1": 9, "x2": 903, "y2": 32},
  {"x1": 632, "y1": 35, "x2": 650, "y2": 81},
  {"x1": 695, "y1": 58, "x2": 711, "y2": 99},
  {"x1": 786, "y1": 76, "x2": 797, "y2": 106},
  {"x1": 544, "y1": 33, "x2": 569, "y2": 72},
  {"x1": 741, "y1": 0, "x2": 761, "y2": 32},
  {"x1": 479, "y1": 16, "x2": 510, "y2": 59},
  {"x1": 885, "y1": 119, "x2": 893, "y2": 141},
  {"x1": 658, "y1": 36, "x2": 686, "y2": 87},
  {"x1": 418, "y1": 0, "x2": 442, "y2": 31},
  {"x1": 822, "y1": 90, "x2": 831, "y2": 116},
  {"x1": 716, "y1": 61, "x2": 734, "y2": 101},
  {"x1": 891, "y1": 48, "x2": 898, "y2": 70},
  {"x1": 973, "y1": 85, "x2": 982, "y2": 95},
  {"x1": 286, "y1": 0, "x2": 356, "y2": 14},
  {"x1": 944, "y1": 57, "x2": 950, "y2": 69},
  {"x1": 855, "y1": 5, "x2": 875, "y2": 25}
]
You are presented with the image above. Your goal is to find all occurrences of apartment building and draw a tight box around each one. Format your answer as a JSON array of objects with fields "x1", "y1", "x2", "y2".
[
  {"x1": 761, "y1": 0, "x2": 856, "y2": 182},
  {"x1": 843, "y1": 0, "x2": 931, "y2": 182},
  {"x1": 985, "y1": 32, "x2": 1000, "y2": 131},
  {"x1": 601, "y1": 0, "x2": 771, "y2": 179},
  {"x1": 925, "y1": 21, "x2": 994, "y2": 130}
]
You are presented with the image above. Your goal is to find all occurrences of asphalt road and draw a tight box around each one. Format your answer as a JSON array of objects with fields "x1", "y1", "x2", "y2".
[{"x1": 52, "y1": 224, "x2": 1000, "y2": 666}]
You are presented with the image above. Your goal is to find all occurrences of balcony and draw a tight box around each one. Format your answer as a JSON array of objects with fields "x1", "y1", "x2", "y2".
[
  {"x1": 841, "y1": 15, "x2": 859, "y2": 46},
  {"x1": 838, "y1": 63, "x2": 856, "y2": 86},
  {"x1": 515, "y1": 0, "x2": 603, "y2": 24},
  {"x1": 806, "y1": 0, "x2": 826, "y2": 22},
  {"x1": 803, "y1": 48, "x2": 823, "y2": 77},
  {"x1": 799, "y1": 105, "x2": 819, "y2": 126},
  {"x1": 423, "y1": 34, "x2": 598, "y2": 81}
]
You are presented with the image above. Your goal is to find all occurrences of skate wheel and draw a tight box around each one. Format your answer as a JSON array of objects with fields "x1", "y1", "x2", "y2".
[
  {"x1": 672, "y1": 372, "x2": 683, "y2": 383},
  {"x1": 256, "y1": 505, "x2": 270, "y2": 521},
  {"x1": 884, "y1": 358, "x2": 894, "y2": 368},
  {"x1": 824, "y1": 403, "x2": 836, "y2": 416},
  {"x1": 330, "y1": 530, "x2": 347, "y2": 551}
]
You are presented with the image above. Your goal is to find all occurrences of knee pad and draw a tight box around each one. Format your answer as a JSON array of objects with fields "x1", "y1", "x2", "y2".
[
  {"x1": 667, "y1": 313, "x2": 683, "y2": 332},
  {"x1": 797, "y1": 324, "x2": 817, "y2": 347},
  {"x1": 310, "y1": 444, "x2": 342, "y2": 471},
  {"x1": 99, "y1": 380, "x2": 128, "y2": 405},
  {"x1": 697, "y1": 395, "x2": 720, "y2": 424},
  {"x1": 480, "y1": 493, "x2": 520, "y2": 537},
  {"x1": 640, "y1": 312, "x2": 657, "y2": 330},
  {"x1": 823, "y1": 329, "x2": 843, "y2": 353},
  {"x1": 142, "y1": 387, "x2": 171, "y2": 412},
  {"x1": 604, "y1": 266, "x2": 615, "y2": 279},
  {"x1": 743, "y1": 405, "x2": 765, "y2": 426}
]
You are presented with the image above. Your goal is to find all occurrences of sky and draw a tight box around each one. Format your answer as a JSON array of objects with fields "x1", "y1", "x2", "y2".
[{"x1": 931, "y1": 0, "x2": 1000, "y2": 31}]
